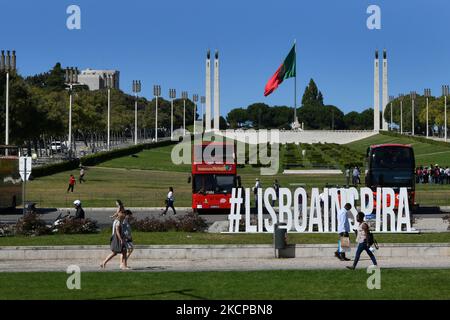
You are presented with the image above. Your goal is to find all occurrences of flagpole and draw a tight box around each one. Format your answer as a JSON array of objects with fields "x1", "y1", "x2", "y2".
[{"x1": 294, "y1": 40, "x2": 297, "y2": 127}]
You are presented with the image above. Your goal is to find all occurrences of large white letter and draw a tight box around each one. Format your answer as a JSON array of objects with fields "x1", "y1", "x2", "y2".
[
  {"x1": 397, "y1": 188, "x2": 411, "y2": 232},
  {"x1": 346, "y1": 187, "x2": 359, "y2": 230},
  {"x1": 360, "y1": 187, "x2": 374, "y2": 217},
  {"x1": 293, "y1": 188, "x2": 308, "y2": 232},
  {"x1": 278, "y1": 188, "x2": 293, "y2": 231},
  {"x1": 322, "y1": 188, "x2": 329, "y2": 232},
  {"x1": 329, "y1": 188, "x2": 342, "y2": 232},
  {"x1": 245, "y1": 188, "x2": 257, "y2": 232},
  {"x1": 309, "y1": 188, "x2": 323, "y2": 232},
  {"x1": 264, "y1": 188, "x2": 277, "y2": 232},
  {"x1": 375, "y1": 187, "x2": 382, "y2": 232},
  {"x1": 382, "y1": 188, "x2": 396, "y2": 232}
]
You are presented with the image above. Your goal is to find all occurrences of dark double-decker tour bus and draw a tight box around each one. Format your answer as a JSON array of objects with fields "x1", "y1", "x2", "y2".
[
  {"x1": 365, "y1": 144, "x2": 416, "y2": 209},
  {"x1": 191, "y1": 141, "x2": 237, "y2": 214},
  {"x1": 0, "y1": 145, "x2": 21, "y2": 212}
]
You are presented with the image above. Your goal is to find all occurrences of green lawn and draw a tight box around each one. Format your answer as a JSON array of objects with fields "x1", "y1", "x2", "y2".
[
  {"x1": 346, "y1": 134, "x2": 450, "y2": 166},
  {"x1": 24, "y1": 133, "x2": 450, "y2": 207},
  {"x1": 0, "y1": 230, "x2": 448, "y2": 246},
  {"x1": 0, "y1": 269, "x2": 448, "y2": 300}
]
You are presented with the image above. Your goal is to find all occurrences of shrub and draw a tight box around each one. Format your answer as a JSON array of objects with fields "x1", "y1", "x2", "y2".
[
  {"x1": 31, "y1": 159, "x2": 80, "y2": 179},
  {"x1": 130, "y1": 213, "x2": 208, "y2": 232},
  {"x1": 15, "y1": 213, "x2": 52, "y2": 236},
  {"x1": 54, "y1": 218, "x2": 99, "y2": 234},
  {"x1": 0, "y1": 223, "x2": 14, "y2": 237},
  {"x1": 176, "y1": 213, "x2": 208, "y2": 232}
]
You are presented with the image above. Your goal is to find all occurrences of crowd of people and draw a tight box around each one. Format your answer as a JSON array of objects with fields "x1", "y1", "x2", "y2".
[{"x1": 415, "y1": 165, "x2": 450, "y2": 184}]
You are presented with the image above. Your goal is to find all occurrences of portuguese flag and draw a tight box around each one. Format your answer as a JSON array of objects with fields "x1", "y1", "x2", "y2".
[{"x1": 264, "y1": 44, "x2": 296, "y2": 96}]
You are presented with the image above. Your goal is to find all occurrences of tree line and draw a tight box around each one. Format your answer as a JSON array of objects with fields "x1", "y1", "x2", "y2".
[
  {"x1": 0, "y1": 63, "x2": 198, "y2": 152},
  {"x1": 226, "y1": 79, "x2": 374, "y2": 130}
]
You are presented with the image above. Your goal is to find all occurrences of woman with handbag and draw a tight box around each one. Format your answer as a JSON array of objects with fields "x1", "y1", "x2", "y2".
[
  {"x1": 346, "y1": 212, "x2": 378, "y2": 270},
  {"x1": 100, "y1": 211, "x2": 129, "y2": 270}
]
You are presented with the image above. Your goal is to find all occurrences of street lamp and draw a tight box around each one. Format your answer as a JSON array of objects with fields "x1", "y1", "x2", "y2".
[
  {"x1": 424, "y1": 89, "x2": 431, "y2": 138},
  {"x1": 182, "y1": 91, "x2": 188, "y2": 135},
  {"x1": 132, "y1": 80, "x2": 141, "y2": 145},
  {"x1": 153, "y1": 85, "x2": 161, "y2": 142},
  {"x1": 410, "y1": 91, "x2": 416, "y2": 136},
  {"x1": 65, "y1": 67, "x2": 81, "y2": 157},
  {"x1": 399, "y1": 94, "x2": 404, "y2": 134},
  {"x1": 443, "y1": 85, "x2": 449, "y2": 142},
  {"x1": 200, "y1": 96, "x2": 206, "y2": 132},
  {"x1": 193, "y1": 94, "x2": 198, "y2": 134},
  {"x1": 169, "y1": 89, "x2": 176, "y2": 140},
  {"x1": 1, "y1": 50, "x2": 16, "y2": 148},
  {"x1": 389, "y1": 96, "x2": 394, "y2": 131},
  {"x1": 106, "y1": 75, "x2": 113, "y2": 150}
]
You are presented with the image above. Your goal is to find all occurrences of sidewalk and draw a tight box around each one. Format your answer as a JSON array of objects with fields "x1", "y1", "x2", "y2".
[
  {"x1": 0, "y1": 243, "x2": 448, "y2": 272},
  {"x1": 1, "y1": 256, "x2": 449, "y2": 273}
]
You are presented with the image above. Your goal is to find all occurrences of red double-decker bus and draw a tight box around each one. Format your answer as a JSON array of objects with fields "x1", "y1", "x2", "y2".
[
  {"x1": 191, "y1": 142, "x2": 237, "y2": 213},
  {"x1": 365, "y1": 144, "x2": 416, "y2": 209}
]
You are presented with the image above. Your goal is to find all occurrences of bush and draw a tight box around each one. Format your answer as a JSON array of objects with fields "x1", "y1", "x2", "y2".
[
  {"x1": 130, "y1": 213, "x2": 208, "y2": 232},
  {"x1": 15, "y1": 213, "x2": 52, "y2": 236},
  {"x1": 81, "y1": 140, "x2": 176, "y2": 167},
  {"x1": 31, "y1": 159, "x2": 80, "y2": 179},
  {"x1": 31, "y1": 140, "x2": 178, "y2": 178},
  {"x1": 54, "y1": 218, "x2": 99, "y2": 234},
  {"x1": 0, "y1": 223, "x2": 14, "y2": 237},
  {"x1": 380, "y1": 131, "x2": 450, "y2": 148}
]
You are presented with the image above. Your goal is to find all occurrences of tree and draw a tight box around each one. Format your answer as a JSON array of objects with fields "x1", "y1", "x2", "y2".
[{"x1": 301, "y1": 79, "x2": 324, "y2": 108}]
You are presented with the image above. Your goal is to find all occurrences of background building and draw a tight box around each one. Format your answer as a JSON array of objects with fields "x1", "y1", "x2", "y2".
[{"x1": 78, "y1": 69, "x2": 120, "y2": 91}]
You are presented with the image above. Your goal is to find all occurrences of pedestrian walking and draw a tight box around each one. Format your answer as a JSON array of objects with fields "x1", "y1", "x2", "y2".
[
  {"x1": 346, "y1": 212, "x2": 378, "y2": 270},
  {"x1": 122, "y1": 210, "x2": 134, "y2": 261},
  {"x1": 345, "y1": 167, "x2": 350, "y2": 186},
  {"x1": 101, "y1": 211, "x2": 129, "y2": 270},
  {"x1": 79, "y1": 166, "x2": 86, "y2": 183},
  {"x1": 110, "y1": 199, "x2": 125, "y2": 220},
  {"x1": 253, "y1": 178, "x2": 261, "y2": 210},
  {"x1": 272, "y1": 179, "x2": 280, "y2": 207},
  {"x1": 352, "y1": 167, "x2": 359, "y2": 186},
  {"x1": 335, "y1": 203, "x2": 351, "y2": 261},
  {"x1": 161, "y1": 187, "x2": 176, "y2": 215},
  {"x1": 67, "y1": 174, "x2": 76, "y2": 193}
]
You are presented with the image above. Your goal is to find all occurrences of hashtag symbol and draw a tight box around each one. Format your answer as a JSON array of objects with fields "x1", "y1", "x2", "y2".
[{"x1": 228, "y1": 188, "x2": 242, "y2": 232}]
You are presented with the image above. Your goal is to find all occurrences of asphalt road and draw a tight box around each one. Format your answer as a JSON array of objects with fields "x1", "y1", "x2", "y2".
[{"x1": 0, "y1": 208, "x2": 230, "y2": 227}]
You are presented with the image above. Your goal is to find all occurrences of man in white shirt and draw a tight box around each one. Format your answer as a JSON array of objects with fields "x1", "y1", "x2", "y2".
[
  {"x1": 253, "y1": 178, "x2": 261, "y2": 211},
  {"x1": 335, "y1": 203, "x2": 351, "y2": 261}
]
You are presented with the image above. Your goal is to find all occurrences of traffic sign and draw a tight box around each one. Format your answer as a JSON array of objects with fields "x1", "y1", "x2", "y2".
[{"x1": 19, "y1": 156, "x2": 32, "y2": 181}]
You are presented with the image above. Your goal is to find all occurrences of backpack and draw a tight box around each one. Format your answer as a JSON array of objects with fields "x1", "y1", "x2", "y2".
[{"x1": 367, "y1": 230, "x2": 379, "y2": 249}]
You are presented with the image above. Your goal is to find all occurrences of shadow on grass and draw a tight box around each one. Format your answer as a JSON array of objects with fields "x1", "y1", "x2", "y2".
[{"x1": 98, "y1": 288, "x2": 208, "y2": 300}]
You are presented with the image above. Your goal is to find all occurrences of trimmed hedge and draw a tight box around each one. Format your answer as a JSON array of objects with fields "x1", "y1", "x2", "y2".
[
  {"x1": 380, "y1": 131, "x2": 450, "y2": 148},
  {"x1": 32, "y1": 139, "x2": 177, "y2": 178},
  {"x1": 31, "y1": 159, "x2": 80, "y2": 178}
]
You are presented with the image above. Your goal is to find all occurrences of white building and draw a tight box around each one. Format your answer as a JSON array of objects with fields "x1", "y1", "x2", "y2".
[{"x1": 77, "y1": 69, "x2": 120, "y2": 91}]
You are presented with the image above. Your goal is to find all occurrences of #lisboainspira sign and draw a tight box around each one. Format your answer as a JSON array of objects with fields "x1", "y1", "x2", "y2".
[{"x1": 227, "y1": 187, "x2": 412, "y2": 233}]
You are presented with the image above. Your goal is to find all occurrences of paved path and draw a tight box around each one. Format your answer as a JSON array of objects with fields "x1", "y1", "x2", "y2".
[{"x1": 1, "y1": 256, "x2": 449, "y2": 272}]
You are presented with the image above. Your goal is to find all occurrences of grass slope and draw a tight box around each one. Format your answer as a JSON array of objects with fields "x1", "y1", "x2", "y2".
[
  {"x1": 346, "y1": 134, "x2": 450, "y2": 166},
  {"x1": 25, "y1": 133, "x2": 450, "y2": 207}
]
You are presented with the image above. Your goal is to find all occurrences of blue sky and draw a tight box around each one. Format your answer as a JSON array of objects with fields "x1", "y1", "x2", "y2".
[{"x1": 0, "y1": 0, "x2": 449, "y2": 116}]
